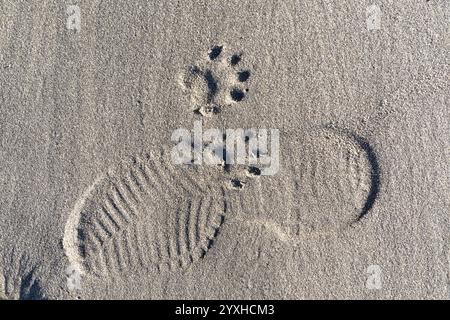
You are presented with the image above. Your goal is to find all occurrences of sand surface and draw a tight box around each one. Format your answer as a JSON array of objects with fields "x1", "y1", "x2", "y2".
[{"x1": 0, "y1": 0, "x2": 449, "y2": 299}]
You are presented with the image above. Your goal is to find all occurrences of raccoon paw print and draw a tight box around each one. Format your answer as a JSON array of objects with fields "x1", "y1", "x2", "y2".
[{"x1": 179, "y1": 45, "x2": 252, "y2": 116}]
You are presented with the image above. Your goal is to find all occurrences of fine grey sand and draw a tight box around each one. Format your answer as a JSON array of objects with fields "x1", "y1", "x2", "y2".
[{"x1": 0, "y1": 0, "x2": 449, "y2": 299}]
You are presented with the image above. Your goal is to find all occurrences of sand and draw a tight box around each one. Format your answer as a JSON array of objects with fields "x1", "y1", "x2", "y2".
[{"x1": 0, "y1": 0, "x2": 449, "y2": 299}]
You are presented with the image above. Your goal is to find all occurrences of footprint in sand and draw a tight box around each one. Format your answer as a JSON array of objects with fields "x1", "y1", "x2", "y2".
[
  {"x1": 63, "y1": 148, "x2": 230, "y2": 279},
  {"x1": 179, "y1": 45, "x2": 252, "y2": 116},
  {"x1": 234, "y1": 127, "x2": 380, "y2": 241}
]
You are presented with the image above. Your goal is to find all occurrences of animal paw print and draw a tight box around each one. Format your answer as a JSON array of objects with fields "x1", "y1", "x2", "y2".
[{"x1": 180, "y1": 45, "x2": 251, "y2": 116}]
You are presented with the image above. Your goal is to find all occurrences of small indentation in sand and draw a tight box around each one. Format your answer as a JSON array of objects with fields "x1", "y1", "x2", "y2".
[
  {"x1": 208, "y1": 45, "x2": 223, "y2": 60},
  {"x1": 230, "y1": 54, "x2": 242, "y2": 66},
  {"x1": 246, "y1": 166, "x2": 262, "y2": 177},
  {"x1": 237, "y1": 70, "x2": 251, "y2": 82},
  {"x1": 230, "y1": 179, "x2": 246, "y2": 190},
  {"x1": 230, "y1": 88, "x2": 245, "y2": 102}
]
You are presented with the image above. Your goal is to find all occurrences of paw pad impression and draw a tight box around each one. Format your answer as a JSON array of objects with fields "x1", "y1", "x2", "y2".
[{"x1": 180, "y1": 45, "x2": 251, "y2": 116}]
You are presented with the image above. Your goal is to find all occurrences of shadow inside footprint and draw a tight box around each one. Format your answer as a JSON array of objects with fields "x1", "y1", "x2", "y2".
[
  {"x1": 208, "y1": 45, "x2": 223, "y2": 60},
  {"x1": 230, "y1": 88, "x2": 245, "y2": 102},
  {"x1": 237, "y1": 70, "x2": 250, "y2": 82},
  {"x1": 204, "y1": 70, "x2": 218, "y2": 103},
  {"x1": 230, "y1": 54, "x2": 241, "y2": 66}
]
